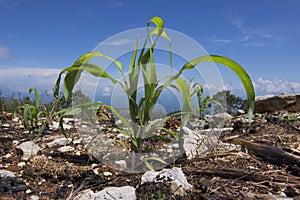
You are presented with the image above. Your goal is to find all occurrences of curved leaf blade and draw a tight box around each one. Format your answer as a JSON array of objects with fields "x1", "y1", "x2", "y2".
[{"x1": 183, "y1": 55, "x2": 255, "y2": 122}]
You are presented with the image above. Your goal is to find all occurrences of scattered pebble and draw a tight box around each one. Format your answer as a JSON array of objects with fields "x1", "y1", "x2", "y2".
[
  {"x1": 114, "y1": 160, "x2": 127, "y2": 170},
  {"x1": 0, "y1": 170, "x2": 15, "y2": 178},
  {"x1": 2, "y1": 124, "x2": 10, "y2": 128},
  {"x1": 103, "y1": 171, "x2": 113, "y2": 177},
  {"x1": 47, "y1": 138, "x2": 71, "y2": 148},
  {"x1": 57, "y1": 146, "x2": 75, "y2": 153},
  {"x1": 16, "y1": 141, "x2": 41, "y2": 160},
  {"x1": 17, "y1": 162, "x2": 26, "y2": 167}
]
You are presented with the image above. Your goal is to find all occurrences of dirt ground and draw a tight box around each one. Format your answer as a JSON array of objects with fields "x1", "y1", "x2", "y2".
[{"x1": 0, "y1": 110, "x2": 300, "y2": 199}]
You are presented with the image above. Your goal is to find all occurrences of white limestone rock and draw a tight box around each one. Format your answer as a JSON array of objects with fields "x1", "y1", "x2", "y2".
[
  {"x1": 47, "y1": 138, "x2": 71, "y2": 148},
  {"x1": 255, "y1": 94, "x2": 300, "y2": 113},
  {"x1": 141, "y1": 167, "x2": 192, "y2": 196},
  {"x1": 0, "y1": 170, "x2": 15, "y2": 178},
  {"x1": 205, "y1": 112, "x2": 232, "y2": 127},
  {"x1": 51, "y1": 121, "x2": 73, "y2": 130},
  {"x1": 16, "y1": 141, "x2": 41, "y2": 160},
  {"x1": 74, "y1": 186, "x2": 136, "y2": 200},
  {"x1": 180, "y1": 126, "x2": 223, "y2": 159},
  {"x1": 57, "y1": 146, "x2": 75, "y2": 153}
]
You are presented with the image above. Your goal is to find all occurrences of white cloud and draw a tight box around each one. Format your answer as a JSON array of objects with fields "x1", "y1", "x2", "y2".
[
  {"x1": 0, "y1": 45, "x2": 11, "y2": 58},
  {"x1": 209, "y1": 15, "x2": 277, "y2": 48},
  {"x1": 0, "y1": 67, "x2": 60, "y2": 78},
  {"x1": 105, "y1": 38, "x2": 132, "y2": 46},
  {"x1": 231, "y1": 15, "x2": 246, "y2": 34},
  {"x1": 203, "y1": 83, "x2": 226, "y2": 93},
  {"x1": 207, "y1": 38, "x2": 232, "y2": 44},
  {"x1": 0, "y1": 67, "x2": 61, "y2": 93},
  {"x1": 243, "y1": 42, "x2": 267, "y2": 47},
  {"x1": 203, "y1": 77, "x2": 300, "y2": 98},
  {"x1": 253, "y1": 77, "x2": 300, "y2": 95}
]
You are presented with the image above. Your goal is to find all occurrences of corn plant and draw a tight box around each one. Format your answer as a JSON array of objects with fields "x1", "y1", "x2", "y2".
[
  {"x1": 54, "y1": 16, "x2": 255, "y2": 172},
  {"x1": 190, "y1": 82, "x2": 211, "y2": 118},
  {"x1": 19, "y1": 88, "x2": 43, "y2": 129},
  {"x1": 19, "y1": 88, "x2": 57, "y2": 138}
]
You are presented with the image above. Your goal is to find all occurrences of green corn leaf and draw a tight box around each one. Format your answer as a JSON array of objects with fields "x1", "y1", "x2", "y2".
[
  {"x1": 128, "y1": 39, "x2": 141, "y2": 122},
  {"x1": 23, "y1": 104, "x2": 31, "y2": 129},
  {"x1": 79, "y1": 63, "x2": 119, "y2": 84},
  {"x1": 182, "y1": 55, "x2": 255, "y2": 122},
  {"x1": 64, "y1": 68, "x2": 83, "y2": 100},
  {"x1": 148, "y1": 16, "x2": 171, "y2": 41},
  {"x1": 29, "y1": 88, "x2": 40, "y2": 109},
  {"x1": 147, "y1": 16, "x2": 164, "y2": 29},
  {"x1": 142, "y1": 157, "x2": 168, "y2": 169},
  {"x1": 55, "y1": 51, "x2": 126, "y2": 102},
  {"x1": 58, "y1": 106, "x2": 82, "y2": 139},
  {"x1": 150, "y1": 135, "x2": 172, "y2": 143},
  {"x1": 161, "y1": 127, "x2": 178, "y2": 140},
  {"x1": 114, "y1": 127, "x2": 137, "y2": 147},
  {"x1": 74, "y1": 52, "x2": 124, "y2": 75},
  {"x1": 143, "y1": 159, "x2": 155, "y2": 171},
  {"x1": 175, "y1": 78, "x2": 192, "y2": 126}
]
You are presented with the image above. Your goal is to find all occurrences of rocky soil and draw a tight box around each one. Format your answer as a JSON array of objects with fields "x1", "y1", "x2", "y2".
[{"x1": 1, "y1": 96, "x2": 300, "y2": 199}]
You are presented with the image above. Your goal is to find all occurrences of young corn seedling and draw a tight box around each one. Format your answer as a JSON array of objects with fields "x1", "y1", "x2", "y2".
[
  {"x1": 190, "y1": 82, "x2": 211, "y2": 119},
  {"x1": 54, "y1": 16, "x2": 255, "y2": 172},
  {"x1": 19, "y1": 88, "x2": 52, "y2": 137}
]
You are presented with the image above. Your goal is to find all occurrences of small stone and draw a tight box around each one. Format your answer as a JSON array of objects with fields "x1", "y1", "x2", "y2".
[
  {"x1": 237, "y1": 109, "x2": 245, "y2": 115},
  {"x1": 29, "y1": 195, "x2": 39, "y2": 200},
  {"x1": 141, "y1": 167, "x2": 192, "y2": 197},
  {"x1": 0, "y1": 170, "x2": 15, "y2": 177},
  {"x1": 93, "y1": 168, "x2": 100, "y2": 175},
  {"x1": 74, "y1": 186, "x2": 136, "y2": 200},
  {"x1": 103, "y1": 171, "x2": 112, "y2": 177},
  {"x1": 17, "y1": 162, "x2": 26, "y2": 167},
  {"x1": 94, "y1": 124, "x2": 102, "y2": 129},
  {"x1": 2, "y1": 123, "x2": 10, "y2": 128},
  {"x1": 12, "y1": 117, "x2": 20, "y2": 123},
  {"x1": 51, "y1": 121, "x2": 73, "y2": 130},
  {"x1": 205, "y1": 113, "x2": 232, "y2": 127},
  {"x1": 57, "y1": 146, "x2": 75, "y2": 153},
  {"x1": 63, "y1": 117, "x2": 74, "y2": 124},
  {"x1": 117, "y1": 133, "x2": 130, "y2": 139},
  {"x1": 16, "y1": 141, "x2": 41, "y2": 160},
  {"x1": 47, "y1": 138, "x2": 71, "y2": 148},
  {"x1": 73, "y1": 139, "x2": 82, "y2": 144},
  {"x1": 5, "y1": 153, "x2": 12, "y2": 158},
  {"x1": 115, "y1": 119, "x2": 123, "y2": 125},
  {"x1": 26, "y1": 189, "x2": 32, "y2": 194},
  {"x1": 74, "y1": 189, "x2": 94, "y2": 200},
  {"x1": 91, "y1": 163, "x2": 98, "y2": 169},
  {"x1": 13, "y1": 140, "x2": 19, "y2": 145},
  {"x1": 114, "y1": 160, "x2": 127, "y2": 170},
  {"x1": 112, "y1": 128, "x2": 118, "y2": 133}
]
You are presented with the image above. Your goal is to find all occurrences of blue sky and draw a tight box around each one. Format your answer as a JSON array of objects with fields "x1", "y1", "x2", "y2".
[{"x1": 1, "y1": 0, "x2": 300, "y2": 100}]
